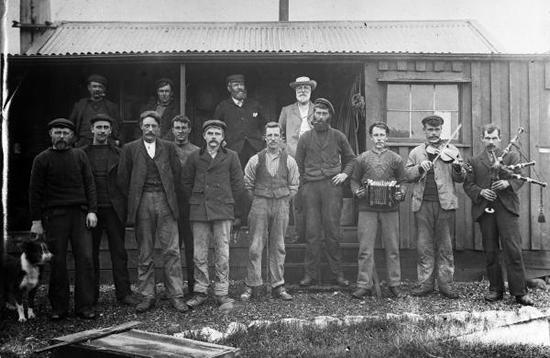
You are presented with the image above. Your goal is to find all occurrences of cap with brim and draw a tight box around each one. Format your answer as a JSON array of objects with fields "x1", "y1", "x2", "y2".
[
  {"x1": 48, "y1": 118, "x2": 75, "y2": 131},
  {"x1": 156, "y1": 78, "x2": 174, "y2": 90},
  {"x1": 289, "y1": 76, "x2": 317, "y2": 91},
  {"x1": 90, "y1": 113, "x2": 113, "y2": 125},
  {"x1": 226, "y1": 74, "x2": 245, "y2": 85},
  {"x1": 87, "y1": 74, "x2": 108, "y2": 87},
  {"x1": 202, "y1": 119, "x2": 227, "y2": 132},
  {"x1": 313, "y1": 98, "x2": 335, "y2": 115},
  {"x1": 421, "y1": 115, "x2": 444, "y2": 126}
]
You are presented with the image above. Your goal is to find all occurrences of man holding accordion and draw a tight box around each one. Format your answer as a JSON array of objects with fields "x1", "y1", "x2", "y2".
[{"x1": 350, "y1": 122, "x2": 407, "y2": 299}]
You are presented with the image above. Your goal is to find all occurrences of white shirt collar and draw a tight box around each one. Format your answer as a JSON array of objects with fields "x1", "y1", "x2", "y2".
[
  {"x1": 143, "y1": 140, "x2": 156, "y2": 158},
  {"x1": 232, "y1": 97, "x2": 243, "y2": 107}
]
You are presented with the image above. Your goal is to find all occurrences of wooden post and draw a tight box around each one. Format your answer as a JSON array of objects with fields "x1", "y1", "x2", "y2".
[
  {"x1": 279, "y1": 0, "x2": 289, "y2": 21},
  {"x1": 20, "y1": 0, "x2": 51, "y2": 53},
  {"x1": 180, "y1": 64, "x2": 186, "y2": 115}
]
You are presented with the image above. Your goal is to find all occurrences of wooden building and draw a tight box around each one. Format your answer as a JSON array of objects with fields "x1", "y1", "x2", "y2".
[{"x1": 6, "y1": 20, "x2": 550, "y2": 283}]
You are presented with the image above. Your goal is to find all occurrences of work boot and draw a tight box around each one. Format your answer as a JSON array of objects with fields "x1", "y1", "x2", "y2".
[
  {"x1": 351, "y1": 288, "x2": 371, "y2": 299},
  {"x1": 216, "y1": 295, "x2": 235, "y2": 306},
  {"x1": 240, "y1": 286, "x2": 253, "y2": 301},
  {"x1": 299, "y1": 275, "x2": 316, "y2": 287},
  {"x1": 136, "y1": 297, "x2": 155, "y2": 313},
  {"x1": 118, "y1": 294, "x2": 140, "y2": 306},
  {"x1": 484, "y1": 291, "x2": 504, "y2": 303},
  {"x1": 411, "y1": 286, "x2": 433, "y2": 297},
  {"x1": 389, "y1": 286, "x2": 406, "y2": 299},
  {"x1": 336, "y1": 275, "x2": 350, "y2": 287},
  {"x1": 171, "y1": 297, "x2": 189, "y2": 312},
  {"x1": 272, "y1": 285, "x2": 293, "y2": 301},
  {"x1": 439, "y1": 287, "x2": 459, "y2": 299},
  {"x1": 186, "y1": 293, "x2": 208, "y2": 309},
  {"x1": 516, "y1": 294, "x2": 534, "y2": 306}
]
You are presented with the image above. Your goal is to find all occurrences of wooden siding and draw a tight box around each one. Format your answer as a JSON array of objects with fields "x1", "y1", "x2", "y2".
[{"x1": 365, "y1": 59, "x2": 550, "y2": 253}]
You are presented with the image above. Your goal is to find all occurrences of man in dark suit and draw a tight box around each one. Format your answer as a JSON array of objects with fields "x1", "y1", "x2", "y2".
[
  {"x1": 118, "y1": 110, "x2": 188, "y2": 313},
  {"x1": 82, "y1": 114, "x2": 137, "y2": 307},
  {"x1": 463, "y1": 123, "x2": 534, "y2": 306},
  {"x1": 69, "y1": 74, "x2": 121, "y2": 147}
]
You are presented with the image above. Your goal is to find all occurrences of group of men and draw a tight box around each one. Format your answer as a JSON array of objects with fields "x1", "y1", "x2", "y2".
[{"x1": 29, "y1": 72, "x2": 534, "y2": 320}]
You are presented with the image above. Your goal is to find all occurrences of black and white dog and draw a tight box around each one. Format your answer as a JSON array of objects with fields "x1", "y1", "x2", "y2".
[{"x1": 2, "y1": 236, "x2": 53, "y2": 322}]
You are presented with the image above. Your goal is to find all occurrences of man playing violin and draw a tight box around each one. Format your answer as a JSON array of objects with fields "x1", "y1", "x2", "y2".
[
  {"x1": 463, "y1": 124, "x2": 533, "y2": 306},
  {"x1": 405, "y1": 115, "x2": 466, "y2": 299}
]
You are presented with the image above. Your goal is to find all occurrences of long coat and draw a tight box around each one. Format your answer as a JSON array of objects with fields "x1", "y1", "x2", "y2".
[
  {"x1": 117, "y1": 138, "x2": 181, "y2": 226},
  {"x1": 69, "y1": 98, "x2": 121, "y2": 143},
  {"x1": 182, "y1": 147, "x2": 245, "y2": 222},
  {"x1": 278, "y1": 101, "x2": 314, "y2": 157},
  {"x1": 82, "y1": 143, "x2": 126, "y2": 224},
  {"x1": 463, "y1": 149, "x2": 524, "y2": 221}
]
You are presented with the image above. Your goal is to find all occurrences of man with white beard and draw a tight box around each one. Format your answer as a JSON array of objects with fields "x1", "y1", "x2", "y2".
[{"x1": 278, "y1": 76, "x2": 317, "y2": 242}]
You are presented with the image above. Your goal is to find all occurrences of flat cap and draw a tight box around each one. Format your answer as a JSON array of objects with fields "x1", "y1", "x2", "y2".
[
  {"x1": 87, "y1": 74, "x2": 108, "y2": 86},
  {"x1": 140, "y1": 110, "x2": 161, "y2": 124},
  {"x1": 226, "y1": 74, "x2": 245, "y2": 85},
  {"x1": 313, "y1": 98, "x2": 335, "y2": 115},
  {"x1": 421, "y1": 115, "x2": 444, "y2": 126},
  {"x1": 202, "y1": 119, "x2": 227, "y2": 132},
  {"x1": 90, "y1": 113, "x2": 113, "y2": 125},
  {"x1": 48, "y1": 118, "x2": 75, "y2": 131}
]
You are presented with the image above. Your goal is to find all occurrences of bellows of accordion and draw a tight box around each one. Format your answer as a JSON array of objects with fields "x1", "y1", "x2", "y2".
[{"x1": 365, "y1": 179, "x2": 400, "y2": 208}]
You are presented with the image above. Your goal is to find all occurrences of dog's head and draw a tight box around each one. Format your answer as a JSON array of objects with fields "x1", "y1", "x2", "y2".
[{"x1": 19, "y1": 234, "x2": 53, "y2": 265}]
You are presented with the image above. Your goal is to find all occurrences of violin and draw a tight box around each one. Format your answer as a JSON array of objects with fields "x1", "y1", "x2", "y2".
[{"x1": 425, "y1": 140, "x2": 473, "y2": 173}]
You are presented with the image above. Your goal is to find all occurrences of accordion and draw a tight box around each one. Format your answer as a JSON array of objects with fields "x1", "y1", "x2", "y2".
[{"x1": 363, "y1": 179, "x2": 401, "y2": 208}]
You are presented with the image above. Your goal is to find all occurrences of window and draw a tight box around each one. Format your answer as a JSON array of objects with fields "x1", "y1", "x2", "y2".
[{"x1": 386, "y1": 84, "x2": 459, "y2": 140}]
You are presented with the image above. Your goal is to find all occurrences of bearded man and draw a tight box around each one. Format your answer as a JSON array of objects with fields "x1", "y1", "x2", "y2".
[
  {"x1": 295, "y1": 98, "x2": 356, "y2": 287},
  {"x1": 29, "y1": 118, "x2": 98, "y2": 320}
]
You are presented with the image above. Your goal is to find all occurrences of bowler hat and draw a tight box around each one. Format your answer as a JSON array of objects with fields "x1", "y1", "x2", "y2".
[
  {"x1": 87, "y1": 74, "x2": 108, "y2": 87},
  {"x1": 289, "y1": 76, "x2": 317, "y2": 91},
  {"x1": 90, "y1": 113, "x2": 113, "y2": 125},
  {"x1": 313, "y1": 98, "x2": 335, "y2": 115},
  {"x1": 48, "y1": 118, "x2": 75, "y2": 131},
  {"x1": 202, "y1": 119, "x2": 227, "y2": 132},
  {"x1": 226, "y1": 74, "x2": 245, "y2": 85}
]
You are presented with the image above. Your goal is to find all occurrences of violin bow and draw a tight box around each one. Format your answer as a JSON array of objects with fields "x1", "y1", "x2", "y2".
[{"x1": 418, "y1": 123, "x2": 462, "y2": 181}]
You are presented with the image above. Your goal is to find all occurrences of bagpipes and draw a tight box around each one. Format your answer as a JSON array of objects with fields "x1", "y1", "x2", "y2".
[{"x1": 486, "y1": 127, "x2": 547, "y2": 222}]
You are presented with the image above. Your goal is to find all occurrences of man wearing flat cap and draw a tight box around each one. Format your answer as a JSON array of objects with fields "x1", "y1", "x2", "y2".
[
  {"x1": 279, "y1": 76, "x2": 317, "y2": 242},
  {"x1": 140, "y1": 78, "x2": 180, "y2": 140},
  {"x1": 118, "y1": 110, "x2": 188, "y2": 313},
  {"x1": 405, "y1": 115, "x2": 466, "y2": 299},
  {"x1": 29, "y1": 118, "x2": 98, "y2": 320},
  {"x1": 295, "y1": 98, "x2": 356, "y2": 287},
  {"x1": 69, "y1": 74, "x2": 121, "y2": 147},
  {"x1": 183, "y1": 119, "x2": 245, "y2": 310},
  {"x1": 82, "y1": 114, "x2": 137, "y2": 307}
]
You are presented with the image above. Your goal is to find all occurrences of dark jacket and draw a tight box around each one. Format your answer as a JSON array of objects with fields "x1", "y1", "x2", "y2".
[
  {"x1": 69, "y1": 98, "x2": 121, "y2": 144},
  {"x1": 140, "y1": 98, "x2": 180, "y2": 140},
  {"x1": 295, "y1": 127, "x2": 356, "y2": 183},
  {"x1": 213, "y1": 98, "x2": 267, "y2": 153},
  {"x1": 463, "y1": 149, "x2": 524, "y2": 221},
  {"x1": 117, "y1": 138, "x2": 181, "y2": 226},
  {"x1": 182, "y1": 147, "x2": 245, "y2": 221},
  {"x1": 82, "y1": 143, "x2": 126, "y2": 224}
]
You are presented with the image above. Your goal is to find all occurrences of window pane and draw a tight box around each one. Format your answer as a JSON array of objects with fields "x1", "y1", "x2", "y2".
[
  {"x1": 411, "y1": 111, "x2": 433, "y2": 139},
  {"x1": 387, "y1": 84, "x2": 410, "y2": 110},
  {"x1": 435, "y1": 85, "x2": 458, "y2": 110},
  {"x1": 411, "y1": 84, "x2": 433, "y2": 110},
  {"x1": 387, "y1": 111, "x2": 410, "y2": 137}
]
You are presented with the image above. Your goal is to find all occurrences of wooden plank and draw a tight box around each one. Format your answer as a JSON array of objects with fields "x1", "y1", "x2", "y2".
[
  {"x1": 364, "y1": 61, "x2": 382, "y2": 148},
  {"x1": 398, "y1": 146, "x2": 411, "y2": 248},
  {"x1": 397, "y1": 61, "x2": 408, "y2": 71},
  {"x1": 179, "y1": 64, "x2": 186, "y2": 115},
  {"x1": 470, "y1": 61, "x2": 483, "y2": 250},
  {"x1": 461, "y1": 63, "x2": 475, "y2": 250},
  {"x1": 545, "y1": 62, "x2": 550, "y2": 89},
  {"x1": 378, "y1": 61, "x2": 389, "y2": 71},
  {"x1": 452, "y1": 61, "x2": 464, "y2": 72},
  {"x1": 377, "y1": 71, "x2": 471, "y2": 83},
  {"x1": 528, "y1": 61, "x2": 542, "y2": 250},
  {"x1": 415, "y1": 61, "x2": 426, "y2": 72},
  {"x1": 490, "y1": 62, "x2": 502, "y2": 130},
  {"x1": 434, "y1": 61, "x2": 446, "y2": 72}
]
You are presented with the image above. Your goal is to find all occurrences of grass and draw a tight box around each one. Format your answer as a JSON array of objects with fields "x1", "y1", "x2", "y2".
[{"x1": 1, "y1": 280, "x2": 549, "y2": 357}]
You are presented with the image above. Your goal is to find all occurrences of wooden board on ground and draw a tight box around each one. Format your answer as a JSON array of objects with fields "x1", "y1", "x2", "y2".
[{"x1": 49, "y1": 323, "x2": 240, "y2": 358}]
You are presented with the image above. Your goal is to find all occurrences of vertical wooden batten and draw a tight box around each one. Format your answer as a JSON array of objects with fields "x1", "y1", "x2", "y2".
[
  {"x1": 528, "y1": 61, "x2": 542, "y2": 250},
  {"x1": 179, "y1": 64, "x2": 186, "y2": 115}
]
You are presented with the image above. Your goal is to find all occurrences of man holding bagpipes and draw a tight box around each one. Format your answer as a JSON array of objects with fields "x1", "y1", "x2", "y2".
[{"x1": 464, "y1": 124, "x2": 537, "y2": 306}]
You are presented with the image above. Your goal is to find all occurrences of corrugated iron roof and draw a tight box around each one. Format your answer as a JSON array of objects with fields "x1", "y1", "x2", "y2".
[{"x1": 24, "y1": 20, "x2": 501, "y2": 56}]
